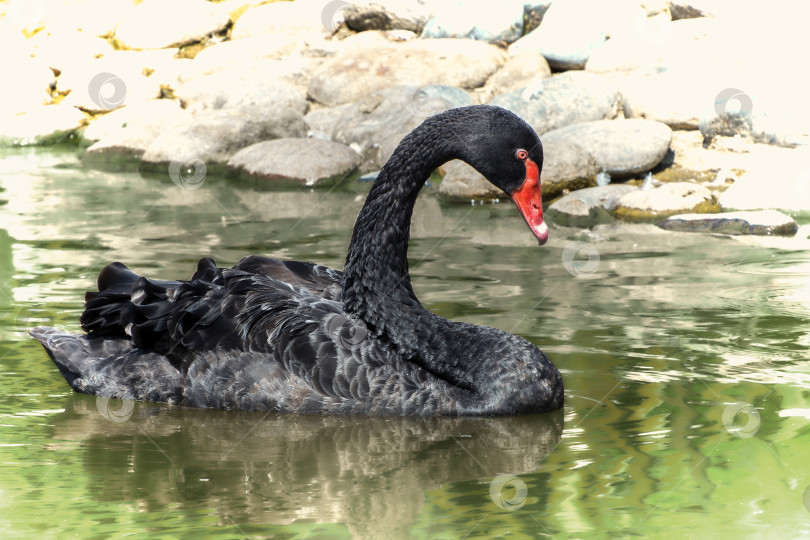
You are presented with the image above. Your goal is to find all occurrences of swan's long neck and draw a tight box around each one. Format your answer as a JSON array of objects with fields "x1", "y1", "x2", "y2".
[{"x1": 342, "y1": 119, "x2": 454, "y2": 349}]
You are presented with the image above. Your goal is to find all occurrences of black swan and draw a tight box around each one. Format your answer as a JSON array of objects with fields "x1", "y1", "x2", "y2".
[{"x1": 31, "y1": 105, "x2": 563, "y2": 416}]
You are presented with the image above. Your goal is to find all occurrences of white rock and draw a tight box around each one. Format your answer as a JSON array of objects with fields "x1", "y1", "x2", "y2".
[
  {"x1": 83, "y1": 99, "x2": 186, "y2": 143},
  {"x1": 115, "y1": 0, "x2": 230, "y2": 49},
  {"x1": 0, "y1": 56, "x2": 55, "y2": 116},
  {"x1": 51, "y1": 0, "x2": 132, "y2": 36},
  {"x1": 28, "y1": 30, "x2": 114, "y2": 74},
  {"x1": 231, "y1": 0, "x2": 328, "y2": 39},
  {"x1": 0, "y1": 105, "x2": 85, "y2": 146},
  {"x1": 719, "y1": 148, "x2": 810, "y2": 212},
  {"x1": 510, "y1": 0, "x2": 648, "y2": 70},
  {"x1": 614, "y1": 181, "x2": 717, "y2": 218}
]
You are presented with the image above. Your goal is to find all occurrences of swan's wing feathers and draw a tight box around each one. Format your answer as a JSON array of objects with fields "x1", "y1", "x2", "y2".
[
  {"x1": 236, "y1": 255, "x2": 343, "y2": 300},
  {"x1": 235, "y1": 284, "x2": 446, "y2": 412}
]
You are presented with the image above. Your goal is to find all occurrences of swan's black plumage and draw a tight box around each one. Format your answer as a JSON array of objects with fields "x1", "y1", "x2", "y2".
[{"x1": 31, "y1": 105, "x2": 563, "y2": 416}]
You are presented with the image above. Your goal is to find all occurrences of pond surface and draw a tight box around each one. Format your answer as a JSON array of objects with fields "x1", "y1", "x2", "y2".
[{"x1": 1, "y1": 146, "x2": 810, "y2": 539}]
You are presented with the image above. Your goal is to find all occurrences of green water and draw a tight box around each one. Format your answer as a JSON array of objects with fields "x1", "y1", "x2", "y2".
[{"x1": 1, "y1": 146, "x2": 809, "y2": 539}]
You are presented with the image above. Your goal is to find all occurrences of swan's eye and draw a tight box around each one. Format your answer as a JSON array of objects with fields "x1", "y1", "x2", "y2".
[{"x1": 516, "y1": 149, "x2": 528, "y2": 160}]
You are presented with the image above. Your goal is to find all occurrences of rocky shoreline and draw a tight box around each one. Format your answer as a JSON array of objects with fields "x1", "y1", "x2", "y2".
[{"x1": 2, "y1": 0, "x2": 808, "y2": 237}]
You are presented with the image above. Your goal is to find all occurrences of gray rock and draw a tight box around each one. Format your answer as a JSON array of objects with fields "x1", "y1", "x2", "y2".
[
  {"x1": 488, "y1": 71, "x2": 619, "y2": 136},
  {"x1": 227, "y1": 138, "x2": 361, "y2": 187},
  {"x1": 542, "y1": 119, "x2": 672, "y2": 178},
  {"x1": 329, "y1": 85, "x2": 472, "y2": 171},
  {"x1": 546, "y1": 184, "x2": 637, "y2": 227},
  {"x1": 0, "y1": 105, "x2": 85, "y2": 147},
  {"x1": 523, "y1": 2, "x2": 553, "y2": 33},
  {"x1": 304, "y1": 104, "x2": 353, "y2": 139},
  {"x1": 541, "y1": 139, "x2": 600, "y2": 198},
  {"x1": 669, "y1": 0, "x2": 737, "y2": 20},
  {"x1": 437, "y1": 161, "x2": 501, "y2": 201},
  {"x1": 613, "y1": 182, "x2": 718, "y2": 220},
  {"x1": 437, "y1": 138, "x2": 598, "y2": 201},
  {"x1": 658, "y1": 210, "x2": 798, "y2": 236},
  {"x1": 140, "y1": 108, "x2": 308, "y2": 169},
  {"x1": 421, "y1": 0, "x2": 525, "y2": 43},
  {"x1": 174, "y1": 65, "x2": 308, "y2": 115},
  {"x1": 114, "y1": 0, "x2": 230, "y2": 49},
  {"x1": 478, "y1": 51, "x2": 551, "y2": 102},
  {"x1": 343, "y1": 1, "x2": 432, "y2": 33},
  {"x1": 308, "y1": 36, "x2": 505, "y2": 106}
]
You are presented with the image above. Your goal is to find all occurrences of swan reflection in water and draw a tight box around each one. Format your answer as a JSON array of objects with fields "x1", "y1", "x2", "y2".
[{"x1": 52, "y1": 395, "x2": 563, "y2": 538}]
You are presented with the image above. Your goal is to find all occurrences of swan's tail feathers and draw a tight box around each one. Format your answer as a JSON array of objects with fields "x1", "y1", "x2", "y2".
[
  {"x1": 80, "y1": 261, "x2": 160, "y2": 336},
  {"x1": 80, "y1": 259, "x2": 212, "y2": 343},
  {"x1": 79, "y1": 258, "x2": 239, "y2": 355},
  {"x1": 29, "y1": 326, "x2": 182, "y2": 401}
]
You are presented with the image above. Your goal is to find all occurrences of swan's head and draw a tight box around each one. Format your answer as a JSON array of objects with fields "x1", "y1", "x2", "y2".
[{"x1": 449, "y1": 106, "x2": 548, "y2": 245}]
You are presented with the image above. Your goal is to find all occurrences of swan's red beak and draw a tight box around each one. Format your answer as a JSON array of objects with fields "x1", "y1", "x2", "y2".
[{"x1": 510, "y1": 158, "x2": 548, "y2": 245}]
